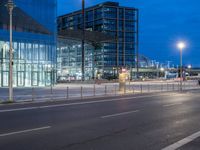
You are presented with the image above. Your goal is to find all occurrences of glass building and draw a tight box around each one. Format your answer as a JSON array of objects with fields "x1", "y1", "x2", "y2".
[
  {"x1": 58, "y1": 1, "x2": 139, "y2": 78},
  {"x1": 0, "y1": 0, "x2": 57, "y2": 87},
  {"x1": 57, "y1": 29, "x2": 113, "y2": 81},
  {"x1": 57, "y1": 38, "x2": 94, "y2": 81}
]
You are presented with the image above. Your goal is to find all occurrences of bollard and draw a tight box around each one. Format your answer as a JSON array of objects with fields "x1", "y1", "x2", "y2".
[
  {"x1": 32, "y1": 87, "x2": 34, "y2": 101},
  {"x1": 148, "y1": 84, "x2": 150, "y2": 93},
  {"x1": 132, "y1": 86, "x2": 134, "y2": 94},
  {"x1": 81, "y1": 86, "x2": 83, "y2": 99},
  {"x1": 173, "y1": 84, "x2": 175, "y2": 91},
  {"x1": 93, "y1": 84, "x2": 96, "y2": 97},
  {"x1": 66, "y1": 87, "x2": 69, "y2": 100}
]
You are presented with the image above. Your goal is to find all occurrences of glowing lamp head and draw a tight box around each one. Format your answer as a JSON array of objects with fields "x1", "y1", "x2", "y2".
[
  {"x1": 160, "y1": 67, "x2": 164, "y2": 72},
  {"x1": 188, "y1": 65, "x2": 192, "y2": 69},
  {"x1": 177, "y1": 42, "x2": 186, "y2": 49}
]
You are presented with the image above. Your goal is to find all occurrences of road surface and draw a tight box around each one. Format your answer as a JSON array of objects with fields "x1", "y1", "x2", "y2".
[{"x1": 0, "y1": 90, "x2": 200, "y2": 150}]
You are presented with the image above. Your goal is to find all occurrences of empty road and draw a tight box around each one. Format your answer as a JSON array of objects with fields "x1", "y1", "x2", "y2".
[{"x1": 0, "y1": 90, "x2": 200, "y2": 150}]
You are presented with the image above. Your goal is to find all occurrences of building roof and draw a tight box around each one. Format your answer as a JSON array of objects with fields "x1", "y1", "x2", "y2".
[
  {"x1": 58, "y1": 29, "x2": 115, "y2": 43},
  {"x1": 0, "y1": 0, "x2": 51, "y2": 35}
]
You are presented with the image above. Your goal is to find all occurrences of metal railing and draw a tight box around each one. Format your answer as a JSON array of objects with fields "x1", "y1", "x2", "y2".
[{"x1": 0, "y1": 80, "x2": 199, "y2": 103}]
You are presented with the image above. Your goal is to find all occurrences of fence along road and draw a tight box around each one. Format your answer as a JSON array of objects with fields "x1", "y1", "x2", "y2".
[{"x1": 0, "y1": 80, "x2": 199, "y2": 102}]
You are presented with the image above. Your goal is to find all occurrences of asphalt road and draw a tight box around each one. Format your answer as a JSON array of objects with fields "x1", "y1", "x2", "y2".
[{"x1": 0, "y1": 90, "x2": 200, "y2": 150}]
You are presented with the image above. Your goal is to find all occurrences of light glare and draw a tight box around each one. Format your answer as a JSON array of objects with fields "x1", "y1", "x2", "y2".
[{"x1": 177, "y1": 42, "x2": 186, "y2": 49}]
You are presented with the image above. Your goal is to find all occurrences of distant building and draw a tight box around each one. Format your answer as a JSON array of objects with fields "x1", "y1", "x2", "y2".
[
  {"x1": 57, "y1": 29, "x2": 114, "y2": 81},
  {"x1": 0, "y1": 0, "x2": 57, "y2": 87},
  {"x1": 57, "y1": 1, "x2": 139, "y2": 79}
]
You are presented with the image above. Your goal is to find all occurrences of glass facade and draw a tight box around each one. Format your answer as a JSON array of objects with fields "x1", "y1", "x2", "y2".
[
  {"x1": 57, "y1": 38, "x2": 95, "y2": 81},
  {"x1": 58, "y1": 2, "x2": 138, "y2": 78},
  {"x1": 0, "y1": 0, "x2": 57, "y2": 87}
]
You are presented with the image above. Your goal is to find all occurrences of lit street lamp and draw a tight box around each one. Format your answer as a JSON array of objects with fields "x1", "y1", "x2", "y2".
[
  {"x1": 5, "y1": 0, "x2": 15, "y2": 102},
  {"x1": 177, "y1": 42, "x2": 186, "y2": 91},
  {"x1": 188, "y1": 65, "x2": 192, "y2": 76}
]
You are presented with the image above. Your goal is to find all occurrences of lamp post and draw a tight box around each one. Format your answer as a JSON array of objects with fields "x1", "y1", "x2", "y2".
[
  {"x1": 177, "y1": 42, "x2": 185, "y2": 91},
  {"x1": 188, "y1": 65, "x2": 192, "y2": 76},
  {"x1": 81, "y1": 0, "x2": 85, "y2": 81},
  {"x1": 5, "y1": 0, "x2": 15, "y2": 102}
]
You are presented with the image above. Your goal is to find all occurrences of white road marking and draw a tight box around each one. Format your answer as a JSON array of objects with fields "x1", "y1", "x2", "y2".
[
  {"x1": 0, "y1": 93, "x2": 178, "y2": 113},
  {"x1": 0, "y1": 126, "x2": 51, "y2": 137},
  {"x1": 162, "y1": 131, "x2": 200, "y2": 150},
  {"x1": 163, "y1": 103, "x2": 182, "y2": 107},
  {"x1": 101, "y1": 110, "x2": 139, "y2": 119}
]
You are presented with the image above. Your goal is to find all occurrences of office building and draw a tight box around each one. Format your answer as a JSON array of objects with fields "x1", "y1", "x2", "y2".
[
  {"x1": 58, "y1": 1, "x2": 139, "y2": 79},
  {"x1": 0, "y1": 0, "x2": 57, "y2": 87}
]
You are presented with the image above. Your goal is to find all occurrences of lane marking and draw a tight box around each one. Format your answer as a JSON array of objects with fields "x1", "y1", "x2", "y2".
[
  {"x1": 162, "y1": 131, "x2": 200, "y2": 150},
  {"x1": 0, "y1": 93, "x2": 179, "y2": 113},
  {"x1": 101, "y1": 110, "x2": 139, "y2": 119},
  {"x1": 163, "y1": 103, "x2": 182, "y2": 107},
  {"x1": 0, "y1": 126, "x2": 51, "y2": 137}
]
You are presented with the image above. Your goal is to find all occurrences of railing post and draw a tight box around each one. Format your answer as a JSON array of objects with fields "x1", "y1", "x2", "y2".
[
  {"x1": 81, "y1": 86, "x2": 83, "y2": 99},
  {"x1": 161, "y1": 83, "x2": 163, "y2": 92},
  {"x1": 148, "y1": 84, "x2": 150, "y2": 93},
  {"x1": 173, "y1": 83, "x2": 175, "y2": 91},
  {"x1": 115, "y1": 85, "x2": 117, "y2": 96},
  {"x1": 140, "y1": 84, "x2": 143, "y2": 93},
  {"x1": 167, "y1": 83, "x2": 168, "y2": 91},
  {"x1": 66, "y1": 87, "x2": 69, "y2": 100},
  {"x1": 124, "y1": 84, "x2": 126, "y2": 95},
  {"x1": 132, "y1": 86, "x2": 134, "y2": 94},
  {"x1": 32, "y1": 87, "x2": 34, "y2": 101},
  {"x1": 105, "y1": 85, "x2": 107, "y2": 95},
  {"x1": 183, "y1": 81, "x2": 185, "y2": 90},
  {"x1": 93, "y1": 84, "x2": 96, "y2": 97},
  {"x1": 51, "y1": 86, "x2": 53, "y2": 101}
]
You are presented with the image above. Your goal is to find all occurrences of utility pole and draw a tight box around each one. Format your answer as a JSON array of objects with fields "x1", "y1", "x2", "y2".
[
  {"x1": 6, "y1": 0, "x2": 15, "y2": 102},
  {"x1": 136, "y1": 9, "x2": 139, "y2": 79},
  {"x1": 81, "y1": 0, "x2": 85, "y2": 81}
]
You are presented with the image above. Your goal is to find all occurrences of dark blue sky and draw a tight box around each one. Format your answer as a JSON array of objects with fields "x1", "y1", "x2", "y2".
[{"x1": 58, "y1": 0, "x2": 200, "y2": 67}]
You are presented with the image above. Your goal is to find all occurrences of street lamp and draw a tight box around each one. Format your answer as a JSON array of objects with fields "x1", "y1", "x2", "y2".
[
  {"x1": 5, "y1": 0, "x2": 15, "y2": 102},
  {"x1": 177, "y1": 42, "x2": 186, "y2": 91},
  {"x1": 188, "y1": 65, "x2": 192, "y2": 76}
]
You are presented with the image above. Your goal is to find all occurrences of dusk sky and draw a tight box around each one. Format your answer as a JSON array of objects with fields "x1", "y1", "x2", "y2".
[{"x1": 58, "y1": 0, "x2": 200, "y2": 67}]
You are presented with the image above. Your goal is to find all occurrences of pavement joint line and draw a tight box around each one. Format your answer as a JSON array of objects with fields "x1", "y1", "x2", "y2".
[
  {"x1": 163, "y1": 103, "x2": 183, "y2": 107},
  {"x1": 0, "y1": 126, "x2": 51, "y2": 137},
  {"x1": 101, "y1": 110, "x2": 140, "y2": 119},
  {"x1": 162, "y1": 131, "x2": 200, "y2": 150},
  {"x1": 0, "y1": 93, "x2": 180, "y2": 113}
]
